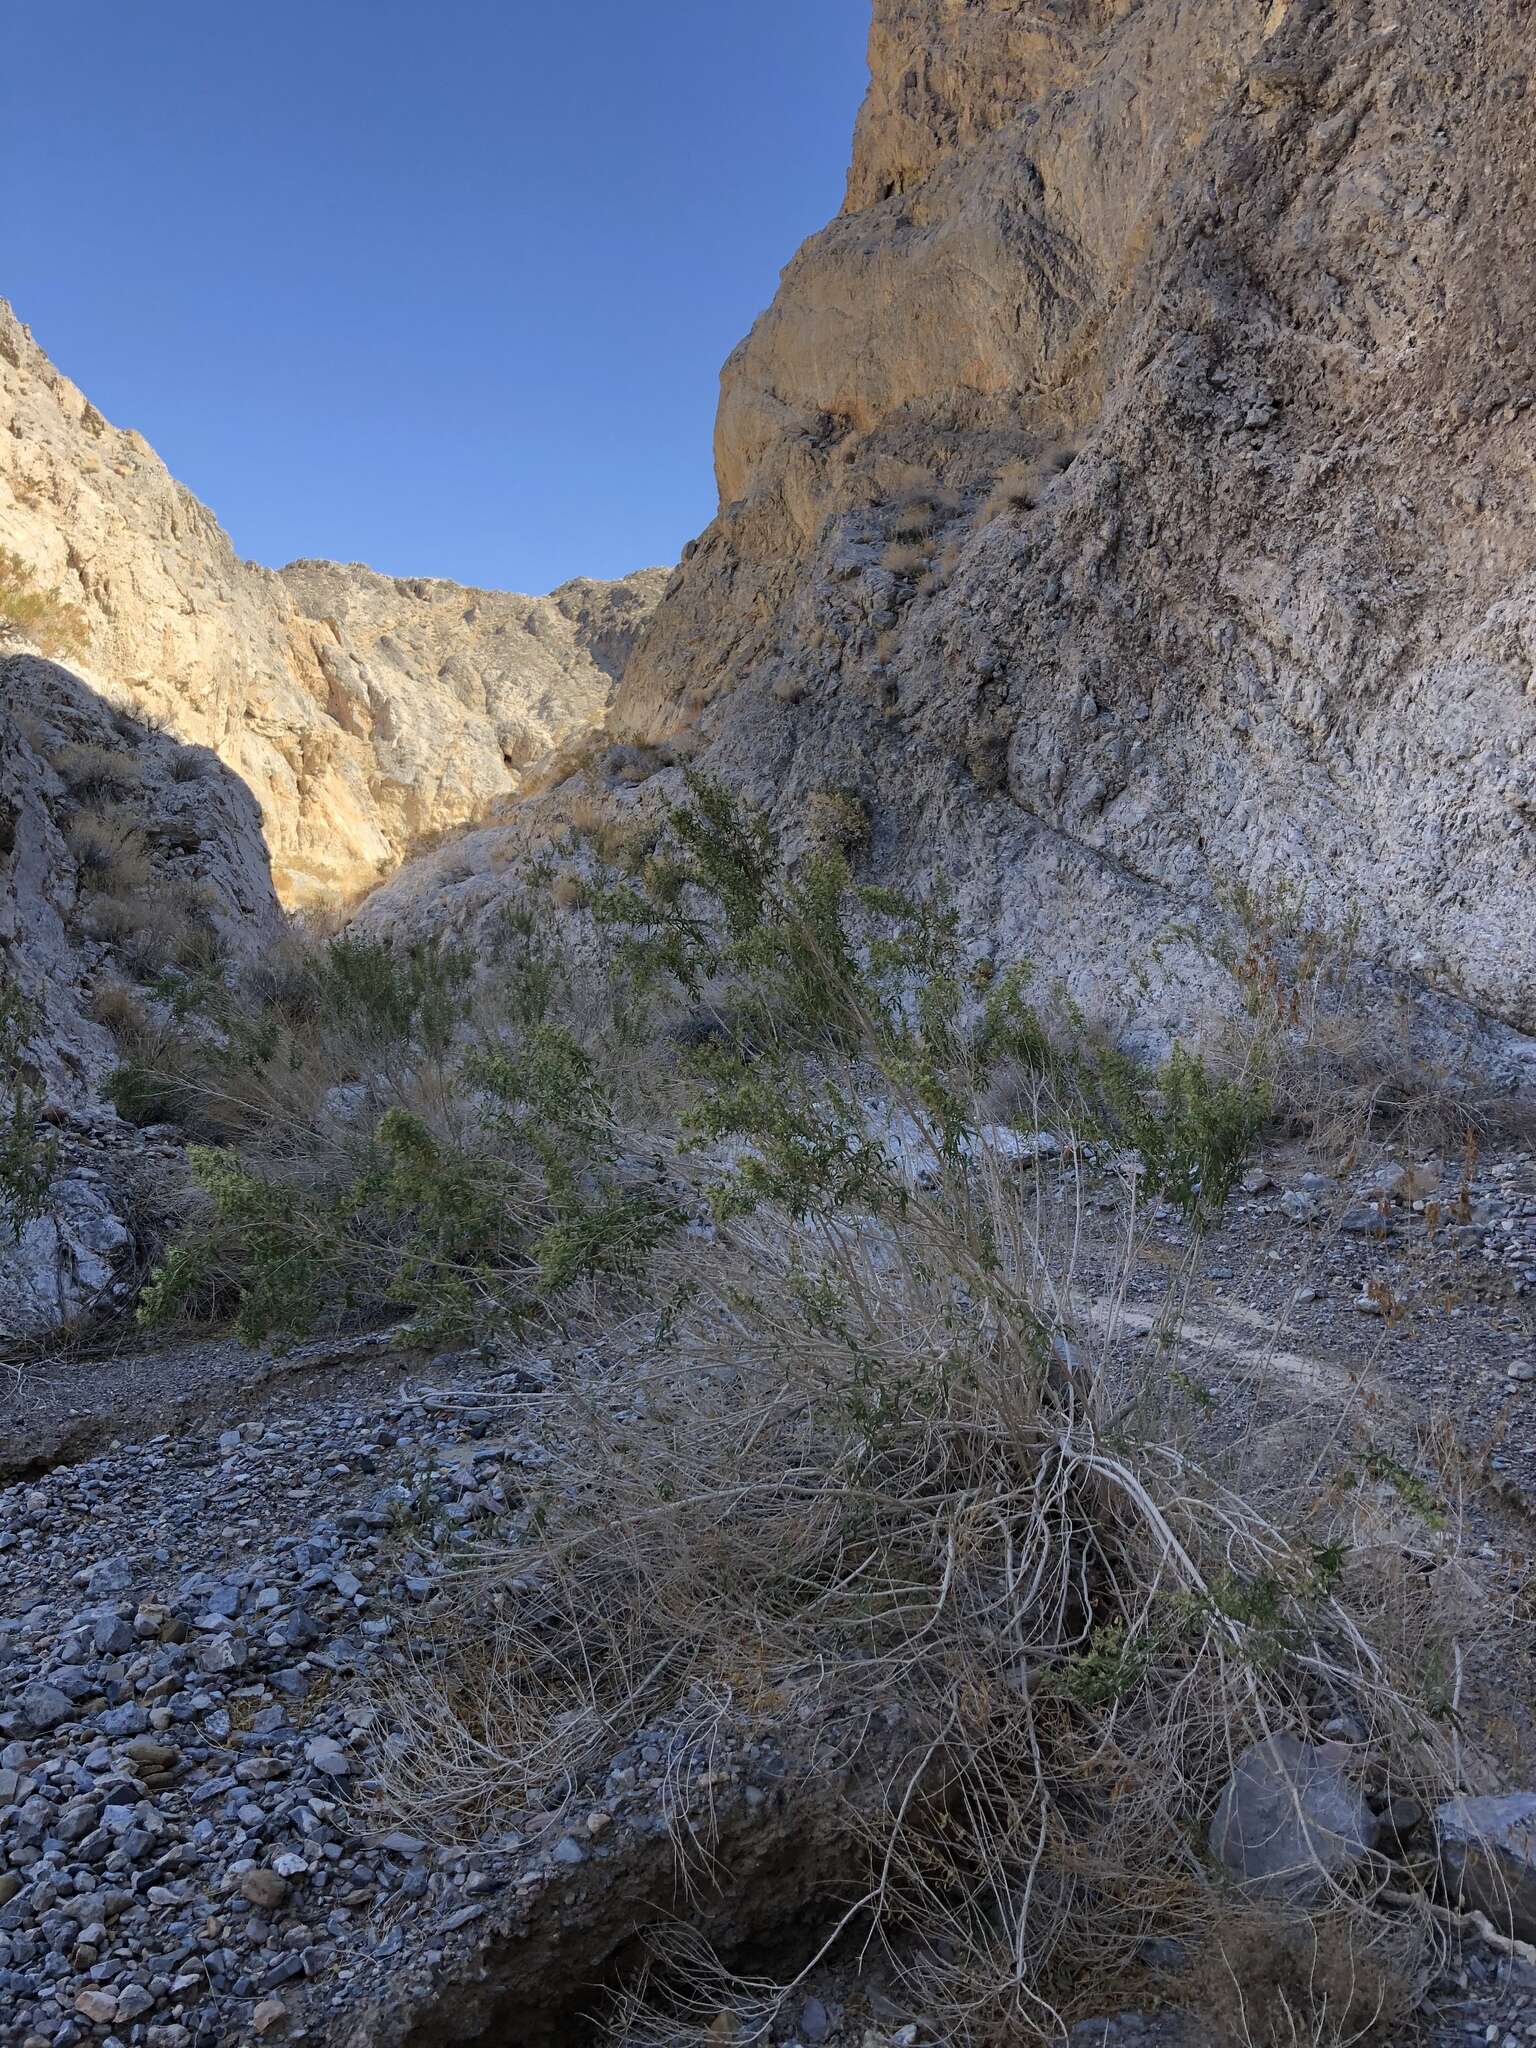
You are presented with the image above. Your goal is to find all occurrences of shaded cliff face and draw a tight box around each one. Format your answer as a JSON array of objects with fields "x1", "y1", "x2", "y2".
[
  {"x1": 0, "y1": 303, "x2": 668, "y2": 904},
  {"x1": 616, "y1": 0, "x2": 1536, "y2": 1038}
]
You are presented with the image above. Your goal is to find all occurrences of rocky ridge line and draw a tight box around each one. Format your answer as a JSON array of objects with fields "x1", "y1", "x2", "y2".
[{"x1": 0, "y1": 301, "x2": 669, "y2": 905}]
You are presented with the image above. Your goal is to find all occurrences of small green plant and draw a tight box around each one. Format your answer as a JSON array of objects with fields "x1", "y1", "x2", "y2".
[
  {"x1": 0, "y1": 548, "x2": 88, "y2": 660},
  {"x1": 1101, "y1": 1043, "x2": 1270, "y2": 1225},
  {"x1": 803, "y1": 786, "x2": 873, "y2": 863}
]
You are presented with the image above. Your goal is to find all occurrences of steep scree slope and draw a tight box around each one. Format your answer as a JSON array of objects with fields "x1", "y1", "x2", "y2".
[{"x1": 613, "y1": 0, "x2": 1536, "y2": 1039}]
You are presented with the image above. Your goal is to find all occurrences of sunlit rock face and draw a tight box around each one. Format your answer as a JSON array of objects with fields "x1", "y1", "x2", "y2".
[
  {"x1": 0, "y1": 301, "x2": 668, "y2": 905},
  {"x1": 614, "y1": 0, "x2": 1536, "y2": 1041}
]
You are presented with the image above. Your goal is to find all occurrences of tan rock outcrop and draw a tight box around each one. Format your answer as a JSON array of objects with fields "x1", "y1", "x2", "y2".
[
  {"x1": 614, "y1": 0, "x2": 1536, "y2": 1045},
  {"x1": 0, "y1": 302, "x2": 668, "y2": 905}
]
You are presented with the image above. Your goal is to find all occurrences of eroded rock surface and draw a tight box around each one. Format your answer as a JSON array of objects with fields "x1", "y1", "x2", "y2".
[
  {"x1": 613, "y1": 0, "x2": 1536, "y2": 1041},
  {"x1": 0, "y1": 652, "x2": 283, "y2": 1338},
  {"x1": 0, "y1": 303, "x2": 668, "y2": 904}
]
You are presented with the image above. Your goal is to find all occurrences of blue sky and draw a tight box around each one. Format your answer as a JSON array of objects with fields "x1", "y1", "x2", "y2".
[{"x1": 5, "y1": 1, "x2": 870, "y2": 593}]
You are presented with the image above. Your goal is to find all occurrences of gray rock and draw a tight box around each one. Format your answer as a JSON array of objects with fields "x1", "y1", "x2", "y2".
[
  {"x1": 55, "y1": 1801, "x2": 100, "y2": 1845},
  {"x1": 238, "y1": 1869, "x2": 289, "y2": 1911},
  {"x1": 1339, "y1": 1208, "x2": 1392, "y2": 1238},
  {"x1": 1435, "y1": 1794, "x2": 1536, "y2": 1941},
  {"x1": 97, "y1": 1704, "x2": 148, "y2": 1738},
  {"x1": 194, "y1": 1634, "x2": 246, "y2": 1677},
  {"x1": 115, "y1": 1983, "x2": 156, "y2": 2022},
  {"x1": 19, "y1": 1684, "x2": 74, "y2": 1733},
  {"x1": 1208, "y1": 1735, "x2": 1378, "y2": 1899},
  {"x1": 303, "y1": 1736, "x2": 350, "y2": 1778},
  {"x1": 84, "y1": 1556, "x2": 134, "y2": 1596},
  {"x1": 799, "y1": 1997, "x2": 832, "y2": 2043}
]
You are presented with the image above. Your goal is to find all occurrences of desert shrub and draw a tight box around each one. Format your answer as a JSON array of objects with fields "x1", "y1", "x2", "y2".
[
  {"x1": 586, "y1": 777, "x2": 1267, "y2": 1231},
  {"x1": 134, "y1": 918, "x2": 678, "y2": 1344},
  {"x1": 803, "y1": 785, "x2": 872, "y2": 863},
  {"x1": 0, "y1": 977, "x2": 58, "y2": 1235},
  {"x1": 168, "y1": 744, "x2": 212, "y2": 783},
  {"x1": 381, "y1": 1067, "x2": 1459, "y2": 2045},
  {"x1": 50, "y1": 740, "x2": 143, "y2": 799},
  {"x1": 1099, "y1": 1041, "x2": 1273, "y2": 1224},
  {"x1": 1200, "y1": 879, "x2": 1516, "y2": 1159},
  {"x1": 140, "y1": 1017, "x2": 676, "y2": 1346},
  {"x1": 881, "y1": 539, "x2": 933, "y2": 579},
  {"x1": 66, "y1": 810, "x2": 153, "y2": 895},
  {"x1": 0, "y1": 548, "x2": 89, "y2": 660}
]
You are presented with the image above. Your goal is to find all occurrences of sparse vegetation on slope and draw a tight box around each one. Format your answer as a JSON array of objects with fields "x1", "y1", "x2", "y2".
[
  {"x1": 0, "y1": 546, "x2": 88, "y2": 660},
  {"x1": 0, "y1": 977, "x2": 59, "y2": 1234},
  {"x1": 104, "y1": 783, "x2": 1511, "y2": 2040}
]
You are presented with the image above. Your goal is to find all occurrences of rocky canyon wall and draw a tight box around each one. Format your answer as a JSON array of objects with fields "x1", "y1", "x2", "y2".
[
  {"x1": 613, "y1": 0, "x2": 1536, "y2": 1043},
  {"x1": 0, "y1": 302, "x2": 668, "y2": 905}
]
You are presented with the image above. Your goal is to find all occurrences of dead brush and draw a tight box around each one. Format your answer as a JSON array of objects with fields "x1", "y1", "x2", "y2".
[
  {"x1": 978, "y1": 445, "x2": 1079, "y2": 525},
  {"x1": 376, "y1": 1107, "x2": 1468, "y2": 2045},
  {"x1": 66, "y1": 809, "x2": 154, "y2": 895},
  {"x1": 51, "y1": 739, "x2": 144, "y2": 800},
  {"x1": 1203, "y1": 881, "x2": 1526, "y2": 1162}
]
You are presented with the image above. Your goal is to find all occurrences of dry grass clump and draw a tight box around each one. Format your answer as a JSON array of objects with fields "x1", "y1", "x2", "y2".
[
  {"x1": 379, "y1": 1108, "x2": 1467, "y2": 2044},
  {"x1": 978, "y1": 445, "x2": 1079, "y2": 525},
  {"x1": 605, "y1": 743, "x2": 670, "y2": 786},
  {"x1": 83, "y1": 881, "x2": 223, "y2": 983},
  {"x1": 66, "y1": 810, "x2": 153, "y2": 895},
  {"x1": 519, "y1": 729, "x2": 613, "y2": 797},
  {"x1": 1205, "y1": 882, "x2": 1531, "y2": 1162},
  {"x1": 881, "y1": 539, "x2": 934, "y2": 580},
  {"x1": 88, "y1": 980, "x2": 151, "y2": 1041},
  {"x1": 0, "y1": 547, "x2": 89, "y2": 660},
  {"x1": 561, "y1": 791, "x2": 660, "y2": 871},
  {"x1": 879, "y1": 466, "x2": 964, "y2": 544},
  {"x1": 168, "y1": 744, "x2": 213, "y2": 783},
  {"x1": 50, "y1": 739, "x2": 144, "y2": 799}
]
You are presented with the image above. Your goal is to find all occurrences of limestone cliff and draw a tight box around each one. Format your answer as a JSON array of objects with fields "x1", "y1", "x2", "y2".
[
  {"x1": 0, "y1": 302, "x2": 668, "y2": 904},
  {"x1": 0, "y1": 650, "x2": 284, "y2": 1337},
  {"x1": 613, "y1": 0, "x2": 1536, "y2": 1042}
]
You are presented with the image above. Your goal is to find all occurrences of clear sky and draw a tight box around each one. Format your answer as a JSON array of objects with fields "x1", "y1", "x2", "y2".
[{"x1": 5, "y1": 1, "x2": 870, "y2": 594}]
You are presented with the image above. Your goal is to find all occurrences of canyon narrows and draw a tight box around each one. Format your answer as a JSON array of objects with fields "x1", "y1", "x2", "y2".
[{"x1": 5, "y1": 5, "x2": 1536, "y2": 2047}]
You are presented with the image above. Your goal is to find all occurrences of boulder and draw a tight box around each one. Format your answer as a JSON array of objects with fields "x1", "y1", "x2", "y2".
[
  {"x1": 1434, "y1": 1794, "x2": 1536, "y2": 1942},
  {"x1": 1208, "y1": 1734, "x2": 1378, "y2": 1900}
]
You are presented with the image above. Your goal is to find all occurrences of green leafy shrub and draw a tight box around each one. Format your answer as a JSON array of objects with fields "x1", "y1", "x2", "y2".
[
  {"x1": 134, "y1": 920, "x2": 675, "y2": 1344},
  {"x1": 1100, "y1": 1042, "x2": 1271, "y2": 1224},
  {"x1": 140, "y1": 1016, "x2": 676, "y2": 1346}
]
